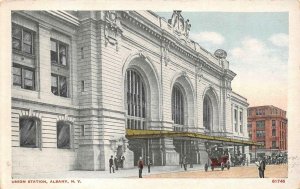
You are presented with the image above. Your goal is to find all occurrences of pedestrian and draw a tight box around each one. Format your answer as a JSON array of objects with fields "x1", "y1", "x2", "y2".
[
  {"x1": 114, "y1": 156, "x2": 118, "y2": 170},
  {"x1": 180, "y1": 156, "x2": 183, "y2": 168},
  {"x1": 147, "y1": 156, "x2": 152, "y2": 173},
  {"x1": 204, "y1": 163, "x2": 208, "y2": 172},
  {"x1": 189, "y1": 156, "x2": 193, "y2": 168},
  {"x1": 137, "y1": 156, "x2": 144, "y2": 178},
  {"x1": 255, "y1": 158, "x2": 261, "y2": 177},
  {"x1": 256, "y1": 157, "x2": 266, "y2": 178},
  {"x1": 183, "y1": 155, "x2": 187, "y2": 171},
  {"x1": 121, "y1": 155, "x2": 125, "y2": 168},
  {"x1": 109, "y1": 155, "x2": 115, "y2": 173},
  {"x1": 259, "y1": 157, "x2": 266, "y2": 178}
]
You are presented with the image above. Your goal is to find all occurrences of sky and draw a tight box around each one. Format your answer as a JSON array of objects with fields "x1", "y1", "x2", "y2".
[{"x1": 157, "y1": 12, "x2": 288, "y2": 110}]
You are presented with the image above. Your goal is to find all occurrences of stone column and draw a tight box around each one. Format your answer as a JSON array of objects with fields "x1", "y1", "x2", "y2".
[{"x1": 198, "y1": 143, "x2": 208, "y2": 165}]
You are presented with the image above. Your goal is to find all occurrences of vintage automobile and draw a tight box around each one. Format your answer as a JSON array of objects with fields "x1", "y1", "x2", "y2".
[
  {"x1": 210, "y1": 154, "x2": 230, "y2": 171},
  {"x1": 205, "y1": 143, "x2": 230, "y2": 171}
]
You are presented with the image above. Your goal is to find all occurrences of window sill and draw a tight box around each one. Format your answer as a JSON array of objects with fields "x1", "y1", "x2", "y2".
[
  {"x1": 12, "y1": 85, "x2": 37, "y2": 92},
  {"x1": 13, "y1": 49, "x2": 35, "y2": 59},
  {"x1": 51, "y1": 62, "x2": 69, "y2": 69}
]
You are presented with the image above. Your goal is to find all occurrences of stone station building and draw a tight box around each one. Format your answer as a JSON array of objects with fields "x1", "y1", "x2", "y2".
[{"x1": 11, "y1": 10, "x2": 250, "y2": 175}]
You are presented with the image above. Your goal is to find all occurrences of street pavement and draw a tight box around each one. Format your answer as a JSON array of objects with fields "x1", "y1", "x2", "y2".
[
  {"x1": 13, "y1": 164, "x2": 206, "y2": 179},
  {"x1": 12, "y1": 163, "x2": 285, "y2": 179}
]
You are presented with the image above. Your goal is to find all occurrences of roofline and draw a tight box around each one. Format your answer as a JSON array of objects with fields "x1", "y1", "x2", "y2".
[{"x1": 248, "y1": 105, "x2": 286, "y2": 112}]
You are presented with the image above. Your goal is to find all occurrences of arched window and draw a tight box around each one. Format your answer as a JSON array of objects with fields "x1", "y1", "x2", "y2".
[
  {"x1": 172, "y1": 85, "x2": 184, "y2": 125},
  {"x1": 203, "y1": 96, "x2": 212, "y2": 130},
  {"x1": 126, "y1": 69, "x2": 146, "y2": 130},
  {"x1": 57, "y1": 121, "x2": 72, "y2": 149},
  {"x1": 19, "y1": 117, "x2": 41, "y2": 148}
]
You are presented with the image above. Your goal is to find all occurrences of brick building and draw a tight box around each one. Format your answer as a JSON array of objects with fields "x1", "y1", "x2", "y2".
[
  {"x1": 11, "y1": 10, "x2": 250, "y2": 175},
  {"x1": 247, "y1": 106, "x2": 288, "y2": 159}
]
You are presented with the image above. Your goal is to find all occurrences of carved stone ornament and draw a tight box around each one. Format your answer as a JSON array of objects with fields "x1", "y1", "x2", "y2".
[
  {"x1": 168, "y1": 10, "x2": 191, "y2": 37},
  {"x1": 227, "y1": 80, "x2": 232, "y2": 90},
  {"x1": 196, "y1": 64, "x2": 203, "y2": 80},
  {"x1": 163, "y1": 43, "x2": 171, "y2": 66},
  {"x1": 214, "y1": 49, "x2": 227, "y2": 59},
  {"x1": 227, "y1": 92, "x2": 231, "y2": 99},
  {"x1": 110, "y1": 136, "x2": 128, "y2": 153},
  {"x1": 138, "y1": 50, "x2": 146, "y2": 60},
  {"x1": 104, "y1": 11, "x2": 122, "y2": 51},
  {"x1": 182, "y1": 71, "x2": 187, "y2": 78}
]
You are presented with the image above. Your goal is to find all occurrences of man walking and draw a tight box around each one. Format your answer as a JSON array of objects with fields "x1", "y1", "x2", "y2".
[
  {"x1": 183, "y1": 155, "x2": 187, "y2": 171},
  {"x1": 147, "y1": 156, "x2": 152, "y2": 173},
  {"x1": 256, "y1": 157, "x2": 266, "y2": 178},
  {"x1": 137, "y1": 156, "x2": 144, "y2": 178},
  {"x1": 114, "y1": 156, "x2": 118, "y2": 170},
  {"x1": 259, "y1": 157, "x2": 266, "y2": 178},
  {"x1": 121, "y1": 156, "x2": 125, "y2": 168},
  {"x1": 109, "y1": 155, "x2": 115, "y2": 173}
]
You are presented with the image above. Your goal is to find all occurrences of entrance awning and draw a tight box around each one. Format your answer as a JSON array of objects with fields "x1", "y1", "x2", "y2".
[{"x1": 126, "y1": 129, "x2": 261, "y2": 146}]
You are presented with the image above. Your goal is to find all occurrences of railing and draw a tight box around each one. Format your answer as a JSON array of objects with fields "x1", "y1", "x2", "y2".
[{"x1": 126, "y1": 118, "x2": 146, "y2": 130}]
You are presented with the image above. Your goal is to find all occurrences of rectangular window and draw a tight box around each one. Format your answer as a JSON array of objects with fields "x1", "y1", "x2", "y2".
[
  {"x1": 256, "y1": 130, "x2": 265, "y2": 138},
  {"x1": 81, "y1": 47, "x2": 84, "y2": 59},
  {"x1": 51, "y1": 39, "x2": 68, "y2": 66},
  {"x1": 57, "y1": 122, "x2": 70, "y2": 149},
  {"x1": 81, "y1": 80, "x2": 85, "y2": 92},
  {"x1": 256, "y1": 120, "x2": 265, "y2": 130},
  {"x1": 272, "y1": 120, "x2": 276, "y2": 129},
  {"x1": 257, "y1": 141, "x2": 265, "y2": 149},
  {"x1": 51, "y1": 74, "x2": 68, "y2": 97},
  {"x1": 12, "y1": 65, "x2": 35, "y2": 90},
  {"x1": 24, "y1": 69, "x2": 34, "y2": 90},
  {"x1": 51, "y1": 75, "x2": 58, "y2": 95},
  {"x1": 13, "y1": 66, "x2": 21, "y2": 86},
  {"x1": 81, "y1": 125, "x2": 85, "y2": 136},
  {"x1": 234, "y1": 109, "x2": 238, "y2": 132},
  {"x1": 20, "y1": 118, "x2": 40, "y2": 148},
  {"x1": 12, "y1": 24, "x2": 34, "y2": 54},
  {"x1": 272, "y1": 141, "x2": 276, "y2": 148},
  {"x1": 272, "y1": 129, "x2": 276, "y2": 137},
  {"x1": 240, "y1": 111, "x2": 243, "y2": 133}
]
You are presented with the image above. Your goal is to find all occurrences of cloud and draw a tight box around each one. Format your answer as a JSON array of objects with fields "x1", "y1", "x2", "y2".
[
  {"x1": 228, "y1": 37, "x2": 288, "y2": 109},
  {"x1": 190, "y1": 32, "x2": 225, "y2": 45},
  {"x1": 269, "y1": 33, "x2": 288, "y2": 47},
  {"x1": 230, "y1": 37, "x2": 285, "y2": 68},
  {"x1": 231, "y1": 37, "x2": 266, "y2": 60}
]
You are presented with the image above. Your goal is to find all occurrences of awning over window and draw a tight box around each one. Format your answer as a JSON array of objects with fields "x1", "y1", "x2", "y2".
[{"x1": 126, "y1": 129, "x2": 261, "y2": 146}]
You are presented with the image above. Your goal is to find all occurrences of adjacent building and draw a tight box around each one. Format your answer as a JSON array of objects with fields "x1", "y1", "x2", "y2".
[
  {"x1": 247, "y1": 106, "x2": 288, "y2": 159},
  {"x1": 11, "y1": 10, "x2": 250, "y2": 175}
]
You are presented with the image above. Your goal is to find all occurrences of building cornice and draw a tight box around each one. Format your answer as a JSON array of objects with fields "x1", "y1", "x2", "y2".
[
  {"x1": 121, "y1": 11, "x2": 232, "y2": 78},
  {"x1": 44, "y1": 11, "x2": 80, "y2": 26}
]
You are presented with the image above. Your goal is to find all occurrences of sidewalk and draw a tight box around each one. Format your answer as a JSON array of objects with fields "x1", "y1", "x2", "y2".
[{"x1": 13, "y1": 164, "x2": 206, "y2": 179}]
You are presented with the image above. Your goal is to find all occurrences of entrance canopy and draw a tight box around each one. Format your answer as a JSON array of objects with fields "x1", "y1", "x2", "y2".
[{"x1": 126, "y1": 129, "x2": 261, "y2": 146}]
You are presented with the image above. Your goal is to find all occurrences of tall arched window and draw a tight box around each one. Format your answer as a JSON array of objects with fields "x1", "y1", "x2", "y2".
[
  {"x1": 203, "y1": 96, "x2": 212, "y2": 130},
  {"x1": 172, "y1": 85, "x2": 184, "y2": 125},
  {"x1": 126, "y1": 69, "x2": 146, "y2": 130}
]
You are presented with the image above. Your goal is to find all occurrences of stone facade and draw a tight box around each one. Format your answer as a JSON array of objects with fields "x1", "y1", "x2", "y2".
[{"x1": 11, "y1": 10, "x2": 249, "y2": 175}]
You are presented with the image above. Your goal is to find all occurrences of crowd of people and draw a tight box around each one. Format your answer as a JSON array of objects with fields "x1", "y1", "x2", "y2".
[
  {"x1": 264, "y1": 153, "x2": 288, "y2": 165},
  {"x1": 108, "y1": 151, "x2": 287, "y2": 178},
  {"x1": 231, "y1": 154, "x2": 247, "y2": 166},
  {"x1": 108, "y1": 155, "x2": 126, "y2": 173},
  {"x1": 109, "y1": 155, "x2": 152, "y2": 178}
]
